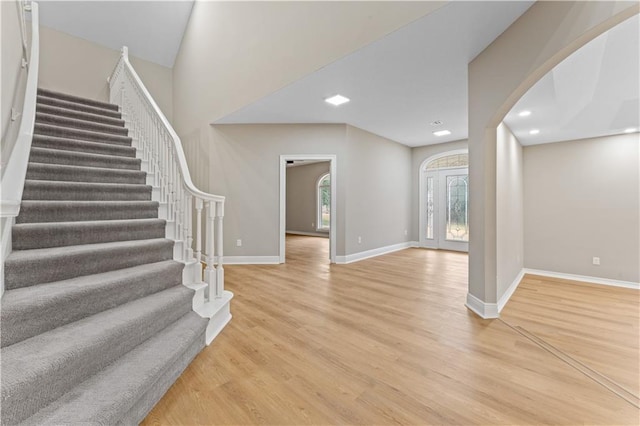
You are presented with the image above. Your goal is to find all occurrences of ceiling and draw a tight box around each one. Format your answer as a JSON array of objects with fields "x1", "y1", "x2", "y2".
[
  {"x1": 504, "y1": 14, "x2": 639, "y2": 146},
  {"x1": 36, "y1": 1, "x2": 194, "y2": 67},
  {"x1": 216, "y1": 1, "x2": 535, "y2": 147}
]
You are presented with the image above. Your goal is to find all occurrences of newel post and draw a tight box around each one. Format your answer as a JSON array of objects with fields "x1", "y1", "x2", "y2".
[
  {"x1": 204, "y1": 201, "x2": 217, "y2": 300},
  {"x1": 214, "y1": 201, "x2": 225, "y2": 298}
]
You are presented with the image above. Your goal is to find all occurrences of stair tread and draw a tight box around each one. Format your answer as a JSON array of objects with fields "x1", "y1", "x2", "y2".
[
  {"x1": 12, "y1": 217, "x2": 166, "y2": 250},
  {"x1": 22, "y1": 312, "x2": 207, "y2": 425},
  {"x1": 27, "y1": 162, "x2": 146, "y2": 175},
  {"x1": 32, "y1": 134, "x2": 136, "y2": 157},
  {"x1": 24, "y1": 179, "x2": 150, "y2": 189},
  {"x1": 35, "y1": 122, "x2": 132, "y2": 145},
  {"x1": 1, "y1": 286, "x2": 194, "y2": 423},
  {"x1": 30, "y1": 146, "x2": 140, "y2": 165},
  {"x1": 13, "y1": 217, "x2": 165, "y2": 231},
  {"x1": 36, "y1": 95, "x2": 122, "y2": 118},
  {"x1": 1, "y1": 260, "x2": 183, "y2": 347},
  {"x1": 36, "y1": 103, "x2": 125, "y2": 127},
  {"x1": 37, "y1": 88, "x2": 119, "y2": 111},
  {"x1": 36, "y1": 112, "x2": 127, "y2": 135},
  {"x1": 5, "y1": 238, "x2": 171, "y2": 263},
  {"x1": 19, "y1": 199, "x2": 159, "y2": 207}
]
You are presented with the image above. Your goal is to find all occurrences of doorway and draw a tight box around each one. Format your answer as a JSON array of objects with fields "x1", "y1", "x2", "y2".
[
  {"x1": 279, "y1": 155, "x2": 337, "y2": 263},
  {"x1": 419, "y1": 150, "x2": 469, "y2": 252}
]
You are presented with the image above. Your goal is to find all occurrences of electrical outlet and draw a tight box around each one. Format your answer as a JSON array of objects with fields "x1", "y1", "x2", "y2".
[
  {"x1": 358, "y1": 236, "x2": 362, "y2": 244},
  {"x1": 404, "y1": 229, "x2": 408, "y2": 236},
  {"x1": 592, "y1": 257, "x2": 600, "y2": 265},
  {"x1": 312, "y1": 222, "x2": 315, "y2": 228},
  {"x1": 236, "y1": 239, "x2": 242, "y2": 247}
]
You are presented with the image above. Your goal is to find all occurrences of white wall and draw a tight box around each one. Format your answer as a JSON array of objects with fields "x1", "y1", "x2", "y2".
[
  {"x1": 38, "y1": 25, "x2": 173, "y2": 120},
  {"x1": 524, "y1": 133, "x2": 639, "y2": 283},
  {"x1": 411, "y1": 140, "x2": 468, "y2": 241},
  {"x1": 172, "y1": 1, "x2": 442, "y2": 134},
  {"x1": 286, "y1": 162, "x2": 330, "y2": 235},
  {"x1": 496, "y1": 123, "x2": 524, "y2": 302},
  {"x1": 1, "y1": 0, "x2": 27, "y2": 159}
]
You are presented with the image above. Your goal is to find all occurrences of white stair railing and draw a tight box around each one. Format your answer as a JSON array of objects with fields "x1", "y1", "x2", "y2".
[
  {"x1": 0, "y1": 1, "x2": 40, "y2": 297},
  {"x1": 108, "y1": 47, "x2": 226, "y2": 303}
]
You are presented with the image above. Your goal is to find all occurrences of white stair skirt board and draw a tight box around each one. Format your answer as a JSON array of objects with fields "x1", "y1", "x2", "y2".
[
  {"x1": 223, "y1": 256, "x2": 280, "y2": 265},
  {"x1": 335, "y1": 241, "x2": 417, "y2": 264},
  {"x1": 195, "y1": 290, "x2": 233, "y2": 345},
  {"x1": 285, "y1": 230, "x2": 329, "y2": 238},
  {"x1": 465, "y1": 293, "x2": 499, "y2": 319},
  {"x1": 523, "y1": 268, "x2": 640, "y2": 290},
  {"x1": 498, "y1": 269, "x2": 526, "y2": 313}
]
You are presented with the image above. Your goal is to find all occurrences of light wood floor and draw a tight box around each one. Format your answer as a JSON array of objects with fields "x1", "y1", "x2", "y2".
[{"x1": 143, "y1": 235, "x2": 639, "y2": 425}]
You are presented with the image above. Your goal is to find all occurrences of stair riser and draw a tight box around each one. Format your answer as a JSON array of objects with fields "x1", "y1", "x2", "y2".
[
  {"x1": 119, "y1": 329, "x2": 206, "y2": 424},
  {"x1": 22, "y1": 182, "x2": 152, "y2": 201},
  {"x1": 32, "y1": 135, "x2": 136, "y2": 158},
  {"x1": 37, "y1": 104, "x2": 125, "y2": 127},
  {"x1": 38, "y1": 89, "x2": 119, "y2": 111},
  {"x1": 1, "y1": 288, "x2": 193, "y2": 424},
  {"x1": 4, "y1": 240, "x2": 174, "y2": 289},
  {"x1": 36, "y1": 113, "x2": 128, "y2": 136},
  {"x1": 16, "y1": 202, "x2": 159, "y2": 223},
  {"x1": 19, "y1": 313, "x2": 207, "y2": 426},
  {"x1": 26, "y1": 164, "x2": 146, "y2": 185},
  {"x1": 37, "y1": 96, "x2": 121, "y2": 119},
  {"x1": 30, "y1": 148, "x2": 141, "y2": 170},
  {"x1": 1, "y1": 262, "x2": 184, "y2": 347},
  {"x1": 12, "y1": 220, "x2": 166, "y2": 250},
  {"x1": 35, "y1": 123, "x2": 132, "y2": 146}
]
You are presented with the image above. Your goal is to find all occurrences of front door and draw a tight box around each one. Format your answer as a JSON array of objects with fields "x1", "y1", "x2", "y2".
[{"x1": 422, "y1": 167, "x2": 469, "y2": 252}]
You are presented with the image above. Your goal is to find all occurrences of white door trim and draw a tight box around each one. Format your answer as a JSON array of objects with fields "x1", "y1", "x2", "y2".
[
  {"x1": 280, "y1": 155, "x2": 337, "y2": 264},
  {"x1": 418, "y1": 149, "x2": 468, "y2": 249}
]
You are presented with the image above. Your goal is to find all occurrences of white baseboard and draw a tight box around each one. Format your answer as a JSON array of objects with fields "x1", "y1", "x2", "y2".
[
  {"x1": 335, "y1": 241, "x2": 415, "y2": 264},
  {"x1": 223, "y1": 256, "x2": 280, "y2": 265},
  {"x1": 285, "y1": 230, "x2": 329, "y2": 238},
  {"x1": 498, "y1": 269, "x2": 525, "y2": 312},
  {"x1": 465, "y1": 292, "x2": 498, "y2": 319},
  {"x1": 523, "y1": 268, "x2": 639, "y2": 290}
]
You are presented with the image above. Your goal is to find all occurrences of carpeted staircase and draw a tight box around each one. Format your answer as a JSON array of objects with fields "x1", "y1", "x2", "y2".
[{"x1": 1, "y1": 88, "x2": 208, "y2": 425}]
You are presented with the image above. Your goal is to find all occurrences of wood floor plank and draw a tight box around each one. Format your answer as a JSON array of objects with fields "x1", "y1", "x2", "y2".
[{"x1": 143, "y1": 236, "x2": 640, "y2": 425}]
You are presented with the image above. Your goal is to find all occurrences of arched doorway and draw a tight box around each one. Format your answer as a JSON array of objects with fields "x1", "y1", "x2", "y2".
[{"x1": 419, "y1": 150, "x2": 469, "y2": 252}]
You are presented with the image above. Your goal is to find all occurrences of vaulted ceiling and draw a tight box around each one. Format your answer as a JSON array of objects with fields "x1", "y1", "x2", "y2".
[{"x1": 37, "y1": 1, "x2": 639, "y2": 147}]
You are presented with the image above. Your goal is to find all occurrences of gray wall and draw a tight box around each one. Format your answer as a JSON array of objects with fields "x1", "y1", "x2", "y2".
[
  {"x1": 345, "y1": 125, "x2": 412, "y2": 254},
  {"x1": 1, "y1": 0, "x2": 27, "y2": 160},
  {"x1": 496, "y1": 123, "x2": 524, "y2": 301},
  {"x1": 524, "y1": 133, "x2": 639, "y2": 283},
  {"x1": 204, "y1": 123, "x2": 413, "y2": 259},
  {"x1": 207, "y1": 124, "x2": 348, "y2": 257},
  {"x1": 286, "y1": 162, "x2": 330, "y2": 235},
  {"x1": 410, "y1": 139, "x2": 468, "y2": 241}
]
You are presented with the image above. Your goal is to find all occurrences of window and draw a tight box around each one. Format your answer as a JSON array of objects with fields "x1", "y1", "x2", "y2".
[{"x1": 317, "y1": 173, "x2": 330, "y2": 231}]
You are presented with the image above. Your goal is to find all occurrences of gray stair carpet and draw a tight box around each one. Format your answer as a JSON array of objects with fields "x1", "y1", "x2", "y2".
[{"x1": 1, "y1": 88, "x2": 208, "y2": 425}]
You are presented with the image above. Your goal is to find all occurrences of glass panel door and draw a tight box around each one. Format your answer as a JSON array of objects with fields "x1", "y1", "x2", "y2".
[{"x1": 421, "y1": 167, "x2": 468, "y2": 252}]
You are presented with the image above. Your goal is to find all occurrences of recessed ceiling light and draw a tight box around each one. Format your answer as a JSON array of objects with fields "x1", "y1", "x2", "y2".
[
  {"x1": 430, "y1": 120, "x2": 443, "y2": 126},
  {"x1": 624, "y1": 127, "x2": 637, "y2": 133},
  {"x1": 433, "y1": 130, "x2": 451, "y2": 137},
  {"x1": 529, "y1": 129, "x2": 540, "y2": 135},
  {"x1": 518, "y1": 110, "x2": 532, "y2": 117},
  {"x1": 325, "y1": 94, "x2": 350, "y2": 106}
]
